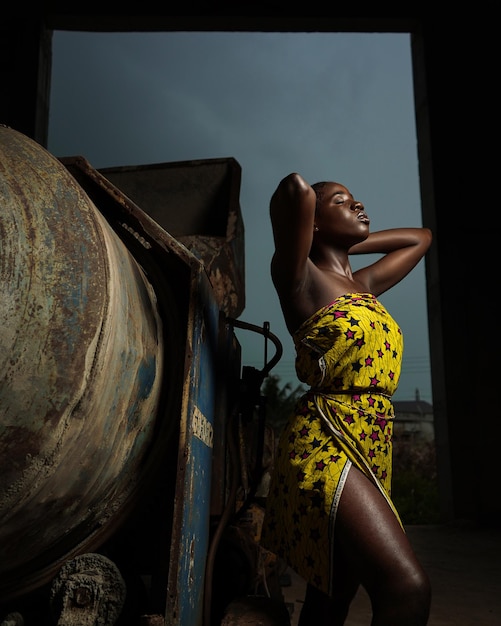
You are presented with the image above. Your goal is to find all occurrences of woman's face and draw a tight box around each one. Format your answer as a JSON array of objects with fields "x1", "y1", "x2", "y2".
[{"x1": 314, "y1": 182, "x2": 370, "y2": 245}]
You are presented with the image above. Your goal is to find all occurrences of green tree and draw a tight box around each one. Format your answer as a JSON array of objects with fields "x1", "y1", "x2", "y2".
[
  {"x1": 262, "y1": 374, "x2": 305, "y2": 434},
  {"x1": 392, "y1": 439, "x2": 440, "y2": 524}
]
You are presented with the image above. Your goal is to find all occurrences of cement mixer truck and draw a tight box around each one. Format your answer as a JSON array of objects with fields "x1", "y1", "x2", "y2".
[{"x1": 0, "y1": 125, "x2": 287, "y2": 626}]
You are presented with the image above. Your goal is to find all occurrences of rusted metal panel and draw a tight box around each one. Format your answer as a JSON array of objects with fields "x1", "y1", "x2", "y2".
[
  {"x1": 209, "y1": 318, "x2": 242, "y2": 517},
  {"x1": 165, "y1": 267, "x2": 221, "y2": 626},
  {"x1": 99, "y1": 158, "x2": 245, "y2": 318}
]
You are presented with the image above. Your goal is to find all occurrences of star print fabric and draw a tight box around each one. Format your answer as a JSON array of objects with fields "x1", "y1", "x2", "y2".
[{"x1": 260, "y1": 293, "x2": 404, "y2": 596}]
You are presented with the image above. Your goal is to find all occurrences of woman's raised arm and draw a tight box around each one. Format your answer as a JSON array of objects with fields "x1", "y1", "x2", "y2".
[
  {"x1": 270, "y1": 173, "x2": 317, "y2": 290},
  {"x1": 351, "y1": 227, "x2": 432, "y2": 296}
]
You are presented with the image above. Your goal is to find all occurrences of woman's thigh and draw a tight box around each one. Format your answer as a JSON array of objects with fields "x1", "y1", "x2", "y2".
[{"x1": 334, "y1": 466, "x2": 426, "y2": 593}]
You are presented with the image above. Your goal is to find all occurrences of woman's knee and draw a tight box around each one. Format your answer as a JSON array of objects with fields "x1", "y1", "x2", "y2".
[
  {"x1": 406, "y1": 566, "x2": 431, "y2": 608},
  {"x1": 389, "y1": 562, "x2": 430, "y2": 600},
  {"x1": 373, "y1": 565, "x2": 431, "y2": 621}
]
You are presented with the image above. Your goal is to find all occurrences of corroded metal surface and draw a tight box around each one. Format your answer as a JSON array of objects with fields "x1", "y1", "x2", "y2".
[
  {"x1": 0, "y1": 126, "x2": 164, "y2": 598},
  {"x1": 99, "y1": 158, "x2": 245, "y2": 318},
  {"x1": 50, "y1": 553, "x2": 126, "y2": 625}
]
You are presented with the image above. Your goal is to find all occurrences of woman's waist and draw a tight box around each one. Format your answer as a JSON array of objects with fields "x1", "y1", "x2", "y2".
[
  {"x1": 302, "y1": 387, "x2": 396, "y2": 420},
  {"x1": 307, "y1": 386, "x2": 393, "y2": 399}
]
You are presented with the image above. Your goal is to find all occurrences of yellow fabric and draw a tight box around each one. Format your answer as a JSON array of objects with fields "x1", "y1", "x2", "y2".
[{"x1": 260, "y1": 293, "x2": 404, "y2": 596}]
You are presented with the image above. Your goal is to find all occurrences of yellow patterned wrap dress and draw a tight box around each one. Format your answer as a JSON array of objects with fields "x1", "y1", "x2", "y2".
[{"x1": 260, "y1": 293, "x2": 404, "y2": 596}]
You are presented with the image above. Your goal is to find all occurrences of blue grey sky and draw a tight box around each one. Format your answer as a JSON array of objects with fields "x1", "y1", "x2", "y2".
[{"x1": 47, "y1": 30, "x2": 432, "y2": 402}]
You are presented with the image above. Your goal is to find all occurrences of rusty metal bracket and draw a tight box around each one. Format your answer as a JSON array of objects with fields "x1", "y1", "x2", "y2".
[{"x1": 50, "y1": 553, "x2": 126, "y2": 626}]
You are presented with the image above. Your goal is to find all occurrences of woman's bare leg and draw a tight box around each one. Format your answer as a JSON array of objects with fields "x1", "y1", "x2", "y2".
[{"x1": 298, "y1": 466, "x2": 431, "y2": 626}]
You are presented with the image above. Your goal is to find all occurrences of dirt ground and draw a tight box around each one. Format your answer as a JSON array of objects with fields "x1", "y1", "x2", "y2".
[{"x1": 282, "y1": 521, "x2": 501, "y2": 626}]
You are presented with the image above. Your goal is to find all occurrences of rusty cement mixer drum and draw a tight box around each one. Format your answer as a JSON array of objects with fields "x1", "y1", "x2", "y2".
[{"x1": 0, "y1": 126, "x2": 165, "y2": 600}]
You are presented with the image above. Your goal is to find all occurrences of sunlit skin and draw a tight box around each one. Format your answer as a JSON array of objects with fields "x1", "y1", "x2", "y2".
[{"x1": 269, "y1": 172, "x2": 433, "y2": 625}]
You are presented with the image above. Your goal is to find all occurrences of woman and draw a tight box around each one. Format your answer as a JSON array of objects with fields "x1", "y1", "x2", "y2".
[{"x1": 260, "y1": 172, "x2": 432, "y2": 625}]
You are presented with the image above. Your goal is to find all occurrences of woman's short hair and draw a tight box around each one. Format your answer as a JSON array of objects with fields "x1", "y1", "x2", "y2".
[{"x1": 311, "y1": 181, "x2": 328, "y2": 212}]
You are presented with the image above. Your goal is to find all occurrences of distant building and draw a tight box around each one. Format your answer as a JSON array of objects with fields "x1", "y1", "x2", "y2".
[{"x1": 393, "y1": 389, "x2": 434, "y2": 442}]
